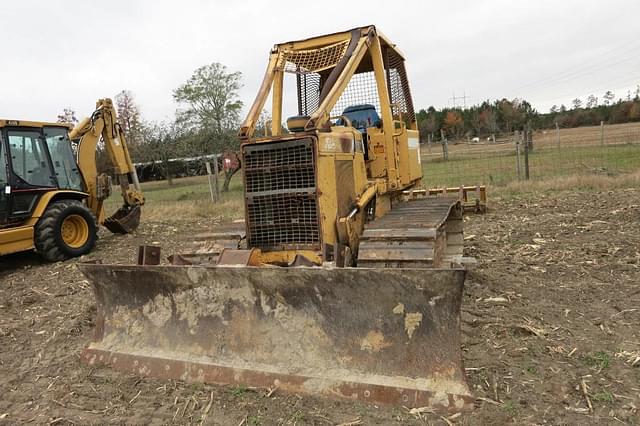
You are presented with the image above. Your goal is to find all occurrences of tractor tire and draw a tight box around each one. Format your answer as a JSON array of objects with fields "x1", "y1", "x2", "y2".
[{"x1": 35, "y1": 200, "x2": 97, "y2": 262}]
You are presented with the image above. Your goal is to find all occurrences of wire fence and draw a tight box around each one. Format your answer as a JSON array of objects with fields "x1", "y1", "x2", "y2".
[
  {"x1": 421, "y1": 122, "x2": 640, "y2": 187},
  {"x1": 104, "y1": 122, "x2": 640, "y2": 222}
]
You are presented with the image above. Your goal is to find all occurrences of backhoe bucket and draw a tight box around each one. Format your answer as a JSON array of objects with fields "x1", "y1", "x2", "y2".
[
  {"x1": 103, "y1": 205, "x2": 141, "y2": 234},
  {"x1": 78, "y1": 264, "x2": 473, "y2": 413}
]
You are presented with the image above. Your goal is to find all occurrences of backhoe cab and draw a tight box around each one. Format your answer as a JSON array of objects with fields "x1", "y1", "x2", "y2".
[{"x1": 0, "y1": 99, "x2": 144, "y2": 261}]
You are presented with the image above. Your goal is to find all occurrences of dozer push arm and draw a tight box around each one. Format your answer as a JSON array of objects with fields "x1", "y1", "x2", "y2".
[{"x1": 69, "y1": 98, "x2": 144, "y2": 233}]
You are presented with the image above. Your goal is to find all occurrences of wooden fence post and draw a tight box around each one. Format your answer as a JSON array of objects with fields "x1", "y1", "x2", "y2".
[
  {"x1": 555, "y1": 122, "x2": 560, "y2": 148},
  {"x1": 523, "y1": 129, "x2": 530, "y2": 180},
  {"x1": 515, "y1": 130, "x2": 521, "y2": 181},
  {"x1": 205, "y1": 160, "x2": 220, "y2": 203},
  {"x1": 600, "y1": 121, "x2": 605, "y2": 146},
  {"x1": 440, "y1": 129, "x2": 449, "y2": 161},
  {"x1": 213, "y1": 155, "x2": 220, "y2": 199}
]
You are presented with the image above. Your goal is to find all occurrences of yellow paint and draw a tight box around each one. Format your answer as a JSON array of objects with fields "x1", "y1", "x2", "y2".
[
  {"x1": 31, "y1": 190, "x2": 88, "y2": 218},
  {"x1": 0, "y1": 120, "x2": 72, "y2": 130},
  {"x1": 238, "y1": 27, "x2": 424, "y2": 266},
  {"x1": 392, "y1": 303, "x2": 405, "y2": 314},
  {"x1": 60, "y1": 214, "x2": 89, "y2": 248},
  {"x1": 404, "y1": 312, "x2": 423, "y2": 339},
  {"x1": 70, "y1": 98, "x2": 144, "y2": 225},
  {"x1": 0, "y1": 225, "x2": 34, "y2": 256},
  {"x1": 259, "y1": 250, "x2": 323, "y2": 266},
  {"x1": 360, "y1": 330, "x2": 392, "y2": 353},
  {"x1": 0, "y1": 190, "x2": 89, "y2": 257}
]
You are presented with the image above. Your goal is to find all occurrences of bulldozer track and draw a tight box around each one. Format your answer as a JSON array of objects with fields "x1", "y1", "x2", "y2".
[{"x1": 358, "y1": 197, "x2": 464, "y2": 268}]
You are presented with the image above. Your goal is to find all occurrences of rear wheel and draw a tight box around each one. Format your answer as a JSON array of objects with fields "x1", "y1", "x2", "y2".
[{"x1": 35, "y1": 200, "x2": 97, "y2": 262}]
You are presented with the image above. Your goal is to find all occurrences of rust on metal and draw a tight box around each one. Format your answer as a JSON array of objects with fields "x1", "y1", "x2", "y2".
[
  {"x1": 404, "y1": 186, "x2": 487, "y2": 213},
  {"x1": 137, "y1": 245, "x2": 161, "y2": 266},
  {"x1": 216, "y1": 248, "x2": 261, "y2": 266},
  {"x1": 104, "y1": 205, "x2": 142, "y2": 234},
  {"x1": 78, "y1": 263, "x2": 472, "y2": 413}
]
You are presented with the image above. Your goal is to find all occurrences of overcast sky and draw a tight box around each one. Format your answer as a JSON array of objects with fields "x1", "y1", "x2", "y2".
[{"x1": 1, "y1": 0, "x2": 639, "y2": 123}]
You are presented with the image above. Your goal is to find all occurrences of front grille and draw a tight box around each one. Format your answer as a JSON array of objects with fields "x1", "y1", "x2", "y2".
[{"x1": 243, "y1": 138, "x2": 320, "y2": 249}]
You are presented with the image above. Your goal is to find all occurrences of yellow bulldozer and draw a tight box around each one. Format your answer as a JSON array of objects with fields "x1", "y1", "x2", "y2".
[
  {"x1": 0, "y1": 99, "x2": 144, "y2": 261},
  {"x1": 79, "y1": 26, "x2": 476, "y2": 413}
]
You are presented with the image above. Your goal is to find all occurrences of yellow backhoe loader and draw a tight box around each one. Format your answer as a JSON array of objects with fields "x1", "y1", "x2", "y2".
[
  {"x1": 0, "y1": 99, "x2": 144, "y2": 261},
  {"x1": 79, "y1": 27, "x2": 474, "y2": 413}
]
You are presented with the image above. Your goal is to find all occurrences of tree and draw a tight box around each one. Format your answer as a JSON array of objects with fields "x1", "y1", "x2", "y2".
[
  {"x1": 629, "y1": 103, "x2": 640, "y2": 121},
  {"x1": 479, "y1": 108, "x2": 498, "y2": 138},
  {"x1": 115, "y1": 90, "x2": 143, "y2": 150},
  {"x1": 549, "y1": 105, "x2": 559, "y2": 114},
  {"x1": 174, "y1": 63, "x2": 244, "y2": 191},
  {"x1": 571, "y1": 98, "x2": 582, "y2": 110},
  {"x1": 603, "y1": 90, "x2": 615, "y2": 106},
  {"x1": 443, "y1": 111, "x2": 463, "y2": 138},
  {"x1": 173, "y1": 63, "x2": 243, "y2": 135},
  {"x1": 57, "y1": 108, "x2": 78, "y2": 125},
  {"x1": 586, "y1": 95, "x2": 598, "y2": 109}
]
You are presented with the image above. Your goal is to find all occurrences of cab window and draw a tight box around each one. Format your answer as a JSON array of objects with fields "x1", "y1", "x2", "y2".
[
  {"x1": 0, "y1": 140, "x2": 8, "y2": 221},
  {"x1": 44, "y1": 127, "x2": 83, "y2": 191},
  {"x1": 0, "y1": 139, "x2": 7, "y2": 188},
  {"x1": 8, "y1": 130, "x2": 55, "y2": 187}
]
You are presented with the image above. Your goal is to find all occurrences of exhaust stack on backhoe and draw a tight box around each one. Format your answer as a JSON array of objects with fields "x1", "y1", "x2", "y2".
[{"x1": 80, "y1": 26, "x2": 475, "y2": 413}]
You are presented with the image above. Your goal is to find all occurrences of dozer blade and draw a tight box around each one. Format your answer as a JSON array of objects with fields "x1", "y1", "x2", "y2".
[
  {"x1": 103, "y1": 205, "x2": 141, "y2": 234},
  {"x1": 78, "y1": 264, "x2": 473, "y2": 413}
]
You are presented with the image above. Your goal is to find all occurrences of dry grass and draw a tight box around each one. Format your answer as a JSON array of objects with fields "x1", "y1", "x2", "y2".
[
  {"x1": 140, "y1": 196, "x2": 245, "y2": 222},
  {"x1": 497, "y1": 170, "x2": 640, "y2": 198}
]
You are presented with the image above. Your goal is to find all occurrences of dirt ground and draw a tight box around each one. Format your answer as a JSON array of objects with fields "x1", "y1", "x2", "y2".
[{"x1": 1, "y1": 187, "x2": 639, "y2": 425}]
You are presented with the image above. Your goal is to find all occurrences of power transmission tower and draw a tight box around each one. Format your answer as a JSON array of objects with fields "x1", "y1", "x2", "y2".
[{"x1": 450, "y1": 91, "x2": 471, "y2": 109}]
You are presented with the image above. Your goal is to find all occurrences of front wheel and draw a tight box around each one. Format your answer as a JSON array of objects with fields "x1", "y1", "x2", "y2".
[{"x1": 35, "y1": 200, "x2": 97, "y2": 262}]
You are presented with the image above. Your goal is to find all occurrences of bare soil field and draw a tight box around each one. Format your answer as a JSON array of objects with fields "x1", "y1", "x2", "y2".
[{"x1": 1, "y1": 186, "x2": 639, "y2": 425}]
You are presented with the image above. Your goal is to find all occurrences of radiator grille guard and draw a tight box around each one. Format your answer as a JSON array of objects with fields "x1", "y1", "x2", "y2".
[{"x1": 243, "y1": 138, "x2": 321, "y2": 250}]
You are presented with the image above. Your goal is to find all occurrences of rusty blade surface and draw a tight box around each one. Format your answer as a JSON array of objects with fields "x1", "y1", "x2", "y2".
[
  {"x1": 104, "y1": 205, "x2": 141, "y2": 234},
  {"x1": 78, "y1": 263, "x2": 472, "y2": 412}
]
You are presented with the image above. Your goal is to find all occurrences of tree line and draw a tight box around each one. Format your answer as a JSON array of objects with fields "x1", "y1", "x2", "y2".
[
  {"x1": 58, "y1": 64, "x2": 640, "y2": 188},
  {"x1": 416, "y1": 86, "x2": 640, "y2": 142}
]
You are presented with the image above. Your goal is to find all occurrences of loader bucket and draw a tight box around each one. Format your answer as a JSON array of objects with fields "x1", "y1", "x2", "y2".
[
  {"x1": 78, "y1": 264, "x2": 473, "y2": 413},
  {"x1": 103, "y1": 205, "x2": 141, "y2": 234}
]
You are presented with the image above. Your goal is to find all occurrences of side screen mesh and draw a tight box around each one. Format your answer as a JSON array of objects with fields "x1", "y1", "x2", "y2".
[
  {"x1": 296, "y1": 72, "x2": 321, "y2": 116},
  {"x1": 385, "y1": 49, "x2": 416, "y2": 124}
]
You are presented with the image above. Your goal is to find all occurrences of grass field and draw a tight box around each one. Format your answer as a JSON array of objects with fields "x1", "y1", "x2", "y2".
[
  {"x1": 104, "y1": 174, "x2": 245, "y2": 222},
  {"x1": 423, "y1": 142, "x2": 640, "y2": 186}
]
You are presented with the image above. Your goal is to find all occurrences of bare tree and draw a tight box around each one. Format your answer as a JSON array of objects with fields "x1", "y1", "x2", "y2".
[
  {"x1": 571, "y1": 98, "x2": 582, "y2": 110},
  {"x1": 603, "y1": 90, "x2": 615, "y2": 106},
  {"x1": 57, "y1": 108, "x2": 78, "y2": 125},
  {"x1": 115, "y1": 90, "x2": 143, "y2": 151}
]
